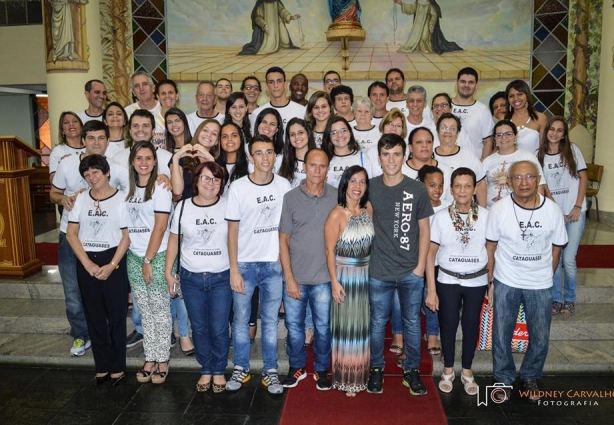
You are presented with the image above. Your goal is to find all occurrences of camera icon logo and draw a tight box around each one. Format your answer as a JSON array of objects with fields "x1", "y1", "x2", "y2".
[{"x1": 477, "y1": 383, "x2": 513, "y2": 406}]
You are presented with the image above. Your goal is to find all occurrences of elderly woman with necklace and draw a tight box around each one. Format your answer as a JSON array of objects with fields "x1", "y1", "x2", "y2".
[{"x1": 426, "y1": 168, "x2": 489, "y2": 396}]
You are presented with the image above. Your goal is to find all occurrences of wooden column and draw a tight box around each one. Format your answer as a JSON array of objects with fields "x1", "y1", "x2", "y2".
[{"x1": 0, "y1": 136, "x2": 44, "y2": 278}]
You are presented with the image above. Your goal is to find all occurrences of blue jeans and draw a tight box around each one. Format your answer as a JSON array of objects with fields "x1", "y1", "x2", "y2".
[
  {"x1": 370, "y1": 272, "x2": 424, "y2": 370},
  {"x1": 391, "y1": 291, "x2": 403, "y2": 335},
  {"x1": 283, "y1": 282, "x2": 331, "y2": 372},
  {"x1": 423, "y1": 285, "x2": 440, "y2": 336},
  {"x1": 131, "y1": 293, "x2": 143, "y2": 335},
  {"x1": 171, "y1": 297, "x2": 190, "y2": 337},
  {"x1": 232, "y1": 262, "x2": 283, "y2": 372},
  {"x1": 180, "y1": 267, "x2": 232, "y2": 376},
  {"x1": 305, "y1": 304, "x2": 314, "y2": 331},
  {"x1": 492, "y1": 279, "x2": 552, "y2": 384},
  {"x1": 553, "y1": 213, "x2": 585, "y2": 303},
  {"x1": 58, "y1": 231, "x2": 89, "y2": 341}
]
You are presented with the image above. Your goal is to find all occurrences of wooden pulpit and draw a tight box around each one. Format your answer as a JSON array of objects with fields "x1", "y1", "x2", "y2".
[{"x1": 0, "y1": 136, "x2": 44, "y2": 278}]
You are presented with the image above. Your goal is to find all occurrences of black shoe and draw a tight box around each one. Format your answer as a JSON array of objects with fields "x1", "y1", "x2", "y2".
[
  {"x1": 95, "y1": 373, "x2": 110, "y2": 386},
  {"x1": 523, "y1": 380, "x2": 541, "y2": 403},
  {"x1": 403, "y1": 369, "x2": 427, "y2": 396},
  {"x1": 366, "y1": 367, "x2": 384, "y2": 394},
  {"x1": 170, "y1": 333, "x2": 177, "y2": 348},
  {"x1": 126, "y1": 330, "x2": 143, "y2": 348},
  {"x1": 314, "y1": 371, "x2": 332, "y2": 391},
  {"x1": 282, "y1": 367, "x2": 307, "y2": 388},
  {"x1": 111, "y1": 372, "x2": 125, "y2": 387}
]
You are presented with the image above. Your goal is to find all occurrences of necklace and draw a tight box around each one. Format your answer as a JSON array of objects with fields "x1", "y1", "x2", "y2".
[
  {"x1": 512, "y1": 194, "x2": 537, "y2": 241},
  {"x1": 514, "y1": 116, "x2": 531, "y2": 131}
]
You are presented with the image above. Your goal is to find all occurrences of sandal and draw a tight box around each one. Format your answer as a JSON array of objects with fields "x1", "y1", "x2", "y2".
[
  {"x1": 428, "y1": 346, "x2": 441, "y2": 355},
  {"x1": 136, "y1": 361, "x2": 157, "y2": 383},
  {"x1": 552, "y1": 301, "x2": 562, "y2": 315},
  {"x1": 152, "y1": 361, "x2": 169, "y2": 384},
  {"x1": 438, "y1": 370, "x2": 455, "y2": 393},
  {"x1": 389, "y1": 345, "x2": 403, "y2": 355},
  {"x1": 460, "y1": 373, "x2": 478, "y2": 396},
  {"x1": 561, "y1": 301, "x2": 575, "y2": 315}
]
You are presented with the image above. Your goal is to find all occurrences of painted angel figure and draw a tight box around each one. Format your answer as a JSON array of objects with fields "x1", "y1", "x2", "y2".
[{"x1": 394, "y1": 0, "x2": 462, "y2": 54}]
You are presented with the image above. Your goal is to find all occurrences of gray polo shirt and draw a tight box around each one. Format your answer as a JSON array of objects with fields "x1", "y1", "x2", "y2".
[{"x1": 279, "y1": 181, "x2": 338, "y2": 285}]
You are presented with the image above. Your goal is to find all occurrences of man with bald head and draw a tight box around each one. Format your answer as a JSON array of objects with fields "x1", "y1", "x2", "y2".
[{"x1": 486, "y1": 160, "x2": 567, "y2": 403}]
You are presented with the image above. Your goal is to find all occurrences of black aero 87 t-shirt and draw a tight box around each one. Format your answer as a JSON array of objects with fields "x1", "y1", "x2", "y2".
[{"x1": 368, "y1": 175, "x2": 433, "y2": 281}]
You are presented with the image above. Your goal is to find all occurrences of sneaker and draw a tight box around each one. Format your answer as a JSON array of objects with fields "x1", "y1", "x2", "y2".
[
  {"x1": 226, "y1": 367, "x2": 251, "y2": 391},
  {"x1": 69, "y1": 338, "x2": 91, "y2": 357},
  {"x1": 314, "y1": 371, "x2": 332, "y2": 391},
  {"x1": 523, "y1": 380, "x2": 541, "y2": 403},
  {"x1": 262, "y1": 369, "x2": 283, "y2": 394},
  {"x1": 366, "y1": 367, "x2": 384, "y2": 394},
  {"x1": 170, "y1": 333, "x2": 177, "y2": 348},
  {"x1": 403, "y1": 369, "x2": 427, "y2": 396},
  {"x1": 126, "y1": 330, "x2": 144, "y2": 348},
  {"x1": 282, "y1": 367, "x2": 307, "y2": 388}
]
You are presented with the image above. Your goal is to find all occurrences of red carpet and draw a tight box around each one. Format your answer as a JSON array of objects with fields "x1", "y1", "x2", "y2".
[
  {"x1": 280, "y1": 316, "x2": 445, "y2": 425},
  {"x1": 576, "y1": 245, "x2": 614, "y2": 268},
  {"x1": 35, "y1": 242, "x2": 58, "y2": 265}
]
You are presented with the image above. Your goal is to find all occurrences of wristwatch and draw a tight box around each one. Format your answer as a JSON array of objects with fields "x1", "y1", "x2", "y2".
[{"x1": 144, "y1": 257, "x2": 152, "y2": 265}]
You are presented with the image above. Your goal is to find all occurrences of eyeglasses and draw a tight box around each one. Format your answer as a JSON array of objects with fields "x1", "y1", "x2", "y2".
[
  {"x1": 440, "y1": 126, "x2": 457, "y2": 132},
  {"x1": 432, "y1": 102, "x2": 450, "y2": 109},
  {"x1": 252, "y1": 149, "x2": 275, "y2": 157},
  {"x1": 330, "y1": 128, "x2": 349, "y2": 136},
  {"x1": 243, "y1": 85, "x2": 260, "y2": 91},
  {"x1": 200, "y1": 175, "x2": 222, "y2": 185},
  {"x1": 510, "y1": 174, "x2": 538, "y2": 182},
  {"x1": 325, "y1": 79, "x2": 340, "y2": 85},
  {"x1": 384, "y1": 123, "x2": 403, "y2": 130},
  {"x1": 494, "y1": 131, "x2": 515, "y2": 139}
]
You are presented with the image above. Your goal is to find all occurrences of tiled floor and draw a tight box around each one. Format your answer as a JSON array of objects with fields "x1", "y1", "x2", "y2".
[
  {"x1": 168, "y1": 42, "x2": 530, "y2": 82},
  {"x1": 1, "y1": 366, "x2": 613, "y2": 425}
]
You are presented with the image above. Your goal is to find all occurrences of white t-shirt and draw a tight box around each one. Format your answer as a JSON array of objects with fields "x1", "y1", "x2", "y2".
[
  {"x1": 126, "y1": 182, "x2": 172, "y2": 257},
  {"x1": 327, "y1": 150, "x2": 364, "y2": 188},
  {"x1": 429, "y1": 200, "x2": 451, "y2": 267},
  {"x1": 112, "y1": 146, "x2": 172, "y2": 178},
  {"x1": 170, "y1": 197, "x2": 229, "y2": 273},
  {"x1": 225, "y1": 174, "x2": 291, "y2": 262},
  {"x1": 486, "y1": 194, "x2": 568, "y2": 289},
  {"x1": 541, "y1": 144, "x2": 587, "y2": 215},
  {"x1": 49, "y1": 144, "x2": 85, "y2": 174},
  {"x1": 451, "y1": 100, "x2": 494, "y2": 159},
  {"x1": 52, "y1": 155, "x2": 129, "y2": 232},
  {"x1": 250, "y1": 100, "x2": 306, "y2": 138},
  {"x1": 372, "y1": 116, "x2": 383, "y2": 128},
  {"x1": 280, "y1": 158, "x2": 306, "y2": 189},
  {"x1": 105, "y1": 140, "x2": 127, "y2": 160},
  {"x1": 68, "y1": 189, "x2": 129, "y2": 252},
  {"x1": 431, "y1": 206, "x2": 489, "y2": 287},
  {"x1": 124, "y1": 101, "x2": 166, "y2": 151},
  {"x1": 187, "y1": 111, "x2": 225, "y2": 136},
  {"x1": 482, "y1": 149, "x2": 545, "y2": 208},
  {"x1": 352, "y1": 125, "x2": 382, "y2": 151},
  {"x1": 434, "y1": 146, "x2": 485, "y2": 182},
  {"x1": 77, "y1": 110, "x2": 103, "y2": 124}
]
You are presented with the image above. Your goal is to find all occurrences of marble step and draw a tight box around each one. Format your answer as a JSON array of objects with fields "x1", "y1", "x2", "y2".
[
  {"x1": 0, "y1": 298, "x2": 613, "y2": 342},
  {"x1": 1, "y1": 332, "x2": 611, "y2": 376},
  {"x1": 2, "y1": 267, "x2": 614, "y2": 302}
]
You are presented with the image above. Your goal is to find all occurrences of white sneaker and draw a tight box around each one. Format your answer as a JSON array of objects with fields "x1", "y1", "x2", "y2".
[
  {"x1": 70, "y1": 339, "x2": 91, "y2": 357},
  {"x1": 262, "y1": 369, "x2": 283, "y2": 394}
]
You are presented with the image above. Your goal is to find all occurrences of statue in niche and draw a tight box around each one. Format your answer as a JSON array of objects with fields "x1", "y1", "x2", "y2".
[
  {"x1": 49, "y1": 0, "x2": 88, "y2": 61},
  {"x1": 329, "y1": 0, "x2": 362, "y2": 25},
  {"x1": 238, "y1": 0, "x2": 301, "y2": 55},
  {"x1": 394, "y1": 0, "x2": 462, "y2": 55}
]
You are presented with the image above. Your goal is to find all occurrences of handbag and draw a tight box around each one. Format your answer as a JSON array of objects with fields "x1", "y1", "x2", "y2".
[{"x1": 476, "y1": 297, "x2": 529, "y2": 353}]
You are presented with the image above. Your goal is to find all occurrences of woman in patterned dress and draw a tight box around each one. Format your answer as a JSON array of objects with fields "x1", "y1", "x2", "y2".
[{"x1": 324, "y1": 165, "x2": 374, "y2": 396}]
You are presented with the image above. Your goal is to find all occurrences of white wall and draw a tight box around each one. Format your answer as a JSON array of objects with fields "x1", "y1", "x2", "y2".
[{"x1": 0, "y1": 95, "x2": 35, "y2": 146}]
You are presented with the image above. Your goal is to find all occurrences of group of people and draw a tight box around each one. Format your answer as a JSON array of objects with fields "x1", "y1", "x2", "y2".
[{"x1": 48, "y1": 64, "x2": 585, "y2": 402}]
